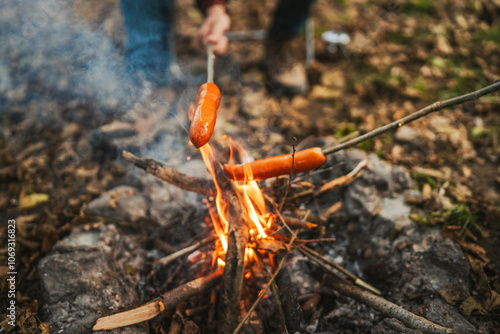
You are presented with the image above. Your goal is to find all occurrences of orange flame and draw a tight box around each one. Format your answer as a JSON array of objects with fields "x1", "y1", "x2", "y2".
[{"x1": 199, "y1": 140, "x2": 273, "y2": 267}]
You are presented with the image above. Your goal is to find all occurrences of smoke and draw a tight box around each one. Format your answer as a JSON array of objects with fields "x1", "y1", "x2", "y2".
[{"x1": 0, "y1": 0, "x2": 145, "y2": 121}]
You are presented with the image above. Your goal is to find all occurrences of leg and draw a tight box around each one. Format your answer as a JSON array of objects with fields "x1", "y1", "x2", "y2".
[
  {"x1": 265, "y1": 0, "x2": 315, "y2": 95},
  {"x1": 120, "y1": 0, "x2": 171, "y2": 86},
  {"x1": 268, "y1": 0, "x2": 315, "y2": 38}
]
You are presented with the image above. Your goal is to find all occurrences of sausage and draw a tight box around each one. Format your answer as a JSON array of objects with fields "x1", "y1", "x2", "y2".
[
  {"x1": 224, "y1": 147, "x2": 326, "y2": 181},
  {"x1": 189, "y1": 83, "x2": 222, "y2": 148}
]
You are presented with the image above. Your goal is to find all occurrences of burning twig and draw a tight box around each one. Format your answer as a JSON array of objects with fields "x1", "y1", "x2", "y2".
[
  {"x1": 283, "y1": 215, "x2": 317, "y2": 229},
  {"x1": 318, "y1": 273, "x2": 458, "y2": 334},
  {"x1": 322, "y1": 80, "x2": 500, "y2": 156},
  {"x1": 93, "y1": 270, "x2": 223, "y2": 331},
  {"x1": 159, "y1": 234, "x2": 217, "y2": 266},
  {"x1": 212, "y1": 161, "x2": 250, "y2": 334},
  {"x1": 121, "y1": 150, "x2": 214, "y2": 196}
]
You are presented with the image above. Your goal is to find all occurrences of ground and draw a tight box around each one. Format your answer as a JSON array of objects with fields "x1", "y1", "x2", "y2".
[{"x1": 0, "y1": 0, "x2": 500, "y2": 333}]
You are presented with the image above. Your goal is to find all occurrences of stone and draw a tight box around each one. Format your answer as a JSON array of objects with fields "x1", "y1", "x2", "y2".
[
  {"x1": 38, "y1": 224, "x2": 148, "y2": 334},
  {"x1": 85, "y1": 185, "x2": 148, "y2": 223}
]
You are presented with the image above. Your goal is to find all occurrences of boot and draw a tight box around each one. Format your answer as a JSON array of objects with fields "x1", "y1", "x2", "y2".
[{"x1": 264, "y1": 34, "x2": 308, "y2": 95}]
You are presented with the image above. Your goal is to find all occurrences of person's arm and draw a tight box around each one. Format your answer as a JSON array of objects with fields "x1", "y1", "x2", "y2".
[{"x1": 197, "y1": 2, "x2": 231, "y2": 55}]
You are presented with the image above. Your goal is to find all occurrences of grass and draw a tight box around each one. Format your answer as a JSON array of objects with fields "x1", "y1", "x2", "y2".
[{"x1": 411, "y1": 203, "x2": 481, "y2": 238}]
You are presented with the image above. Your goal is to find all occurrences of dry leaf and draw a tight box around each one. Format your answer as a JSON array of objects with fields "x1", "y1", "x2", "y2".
[
  {"x1": 19, "y1": 192, "x2": 49, "y2": 210},
  {"x1": 459, "y1": 296, "x2": 487, "y2": 318}
]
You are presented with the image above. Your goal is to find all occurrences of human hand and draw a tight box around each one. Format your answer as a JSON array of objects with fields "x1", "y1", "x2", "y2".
[{"x1": 197, "y1": 4, "x2": 230, "y2": 55}]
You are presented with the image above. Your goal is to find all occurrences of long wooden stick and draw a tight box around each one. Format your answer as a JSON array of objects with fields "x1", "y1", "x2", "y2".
[
  {"x1": 319, "y1": 273, "x2": 457, "y2": 334},
  {"x1": 207, "y1": 43, "x2": 215, "y2": 84},
  {"x1": 322, "y1": 80, "x2": 500, "y2": 156},
  {"x1": 214, "y1": 161, "x2": 250, "y2": 334},
  {"x1": 122, "y1": 150, "x2": 214, "y2": 196},
  {"x1": 93, "y1": 270, "x2": 223, "y2": 331}
]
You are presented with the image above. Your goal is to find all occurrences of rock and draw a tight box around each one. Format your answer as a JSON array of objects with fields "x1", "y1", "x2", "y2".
[
  {"x1": 38, "y1": 224, "x2": 147, "y2": 334},
  {"x1": 85, "y1": 185, "x2": 148, "y2": 223}
]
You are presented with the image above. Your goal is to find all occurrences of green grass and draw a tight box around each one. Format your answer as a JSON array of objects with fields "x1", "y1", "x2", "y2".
[
  {"x1": 472, "y1": 26, "x2": 500, "y2": 45},
  {"x1": 411, "y1": 203, "x2": 481, "y2": 237}
]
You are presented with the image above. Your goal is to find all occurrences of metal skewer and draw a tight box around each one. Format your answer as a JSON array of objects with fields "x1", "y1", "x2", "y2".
[{"x1": 207, "y1": 43, "x2": 215, "y2": 83}]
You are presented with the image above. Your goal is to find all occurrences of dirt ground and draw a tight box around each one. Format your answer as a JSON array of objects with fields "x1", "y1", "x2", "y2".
[{"x1": 1, "y1": 0, "x2": 500, "y2": 333}]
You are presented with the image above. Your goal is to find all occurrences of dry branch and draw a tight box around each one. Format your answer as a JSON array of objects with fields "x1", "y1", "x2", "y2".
[
  {"x1": 213, "y1": 162, "x2": 250, "y2": 334},
  {"x1": 315, "y1": 159, "x2": 368, "y2": 196},
  {"x1": 159, "y1": 235, "x2": 217, "y2": 266},
  {"x1": 319, "y1": 274, "x2": 457, "y2": 334},
  {"x1": 122, "y1": 150, "x2": 214, "y2": 196},
  {"x1": 93, "y1": 270, "x2": 223, "y2": 331},
  {"x1": 322, "y1": 80, "x2": 500, "y2": 155}
]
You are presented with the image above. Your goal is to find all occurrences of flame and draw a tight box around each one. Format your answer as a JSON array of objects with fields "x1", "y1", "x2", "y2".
[{"x1": 199, "y1": 140, "x2": 273, "y2": 267}]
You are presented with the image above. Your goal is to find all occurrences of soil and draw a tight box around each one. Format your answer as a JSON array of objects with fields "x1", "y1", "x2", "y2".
[{"x1": 1, "y1": 0, "x2": 500, "y2": 333}]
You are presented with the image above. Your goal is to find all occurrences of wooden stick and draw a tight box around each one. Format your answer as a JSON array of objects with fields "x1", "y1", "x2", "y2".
[
  {"x1": 233, "y1": 233, "x2": 297, "y2": 334},
  {"x1": 319, "y1": 273, "x2": 457, "y2": 334},
  {"x1": 159, "y1": 235, "x2": 217, "y2": 266},
  {"x1": 214, "y1": 161, "x2": 250, "y2": 334},
  {"x1": 322, "y1": 80, "x2": 500, "y2": 156},
  {"x1": 93, "y1": 270, "x2": 223, "y2": 331},
  {"x1": 122, "y1": 150, "x2": 214, "y2": 196},
  {"x1": 207, "y1": 43, "x2": 215, "y2": 84},
  {"x1": 315, "y1": 159, "x2": 368, "y2": 196},
  {"x1": 299, "y1": 246, "x2": 381, "y2": 296}
]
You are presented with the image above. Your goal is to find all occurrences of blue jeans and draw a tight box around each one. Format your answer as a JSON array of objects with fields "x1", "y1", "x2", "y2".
[{"x1": 120, "y1": 0, "x2": 314, "y2": 85}]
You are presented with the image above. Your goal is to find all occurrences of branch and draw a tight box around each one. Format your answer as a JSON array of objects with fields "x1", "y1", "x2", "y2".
[
  {"x1": 215, "y1": 161, "x2": 250, "y2": 334},
  {"x1": 322, "y1": 80, "x2": 500, "y2": 155},
  {"x1": 121, "y1": 150, "x2": 214, "y2": 196},
  {"x1": 319, "y1": 274, "x2": 457, "y2": 334},
  {"x1": 93, "y1": 270, "x2": 223, "y2": 331}
]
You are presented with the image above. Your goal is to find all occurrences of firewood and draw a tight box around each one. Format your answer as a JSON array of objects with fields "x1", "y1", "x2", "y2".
[
  {"x1": 122, "y1": 150, "x2": 214, "y2": 196},
  {"x1": 212, "y1": 161, "x2": 250, "y2": 334},
  {"x1": 318, "y1": 273, "x2": 458, "y2": 334},
  {"x1": 92, "y1": 270, "x2": 222, "y2": 331}
]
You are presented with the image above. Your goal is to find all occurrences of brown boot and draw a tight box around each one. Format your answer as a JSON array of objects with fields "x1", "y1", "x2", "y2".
[{"x1": 265, "y1": 34, "x2": 308, "y2": 95}]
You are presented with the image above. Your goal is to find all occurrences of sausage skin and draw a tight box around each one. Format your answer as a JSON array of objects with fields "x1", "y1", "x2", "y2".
[
  {"x1": 189, "y1": 83, "x2": 222, "y2": 148},
  {"x1": 224, "y1": 147, "x2": 326, "y2": 181}
]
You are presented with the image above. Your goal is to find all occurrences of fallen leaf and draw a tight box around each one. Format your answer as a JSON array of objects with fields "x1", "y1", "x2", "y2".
[
  {"x1": 459, "y1": 296, "x2": 487, "y2": 318},
  {"x1": 19, "y1": 192, "x2": 49, "y2": 210}
]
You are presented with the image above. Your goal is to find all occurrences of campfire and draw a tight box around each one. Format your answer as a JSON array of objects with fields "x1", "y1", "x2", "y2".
[{"x1": 92, "y1": 132, "x2": 369, "y2": 333}]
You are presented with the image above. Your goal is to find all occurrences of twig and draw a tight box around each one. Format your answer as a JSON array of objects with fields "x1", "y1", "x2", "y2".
[
  {"x1": 93, "y1": 270, "x2": 223, "y2": 331},
  {"x1": 279, "y1": 140, "x2": 297, "y2": 211},
  {"x1": 233, "y1": 233, "x2": 297, "y2": 334},
  {"x1": 299, "y1": 246, "x2": 381, "y2": 296},
  {"x1": 295, "y1": 238, "x2": 337, "y2": 244},
  {"x1": 283, "y1": 216, "x2": 317, "y2": 229},
  {"x1": 159, "y1": 235, "x2": 217, "y2": 266},
  {"x1": 319, "y1": 274, "x2": 457, "y2": 334},
  {"x1": 122, "y1": 150, "x2": 214, "y2": 196},
  {"x1": 322, "y1": 80, "x2": 500, "y2": 156},
  {"x1": 315, "y1": 159, "x2": 368, "y2": 196},
  {"x1": 254, "y1": 251, "x2": 289, "y2": 334}
]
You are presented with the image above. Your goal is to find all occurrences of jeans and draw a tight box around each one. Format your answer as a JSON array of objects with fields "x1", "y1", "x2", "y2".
[{"x1": 120, "y1": 0, "x2": 314, "y2": 85}]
